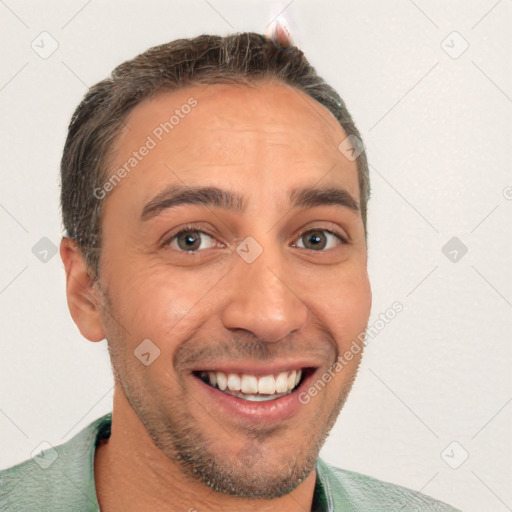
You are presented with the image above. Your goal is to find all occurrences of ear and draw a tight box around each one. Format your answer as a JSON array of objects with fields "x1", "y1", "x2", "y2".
[{"x1": 60, "y1": 236, "x2": 106, "y2": 342}]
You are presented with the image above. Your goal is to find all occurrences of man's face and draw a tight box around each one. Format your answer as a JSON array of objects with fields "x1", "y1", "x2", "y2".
[{"x1": 95, "y1": 82, "x2": 371, "y2": 497}]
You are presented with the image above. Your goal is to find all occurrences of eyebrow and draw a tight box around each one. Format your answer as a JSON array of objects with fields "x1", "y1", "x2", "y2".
[
  {"x1": 141, "y1": 185, "x2": 244, "y2": 221},
  {"x1": 289, "y1": 185, "x2": 360, "y2": 213},
  {"x1": 140, "y1": 184, "x2": 360, "y2": 221}
]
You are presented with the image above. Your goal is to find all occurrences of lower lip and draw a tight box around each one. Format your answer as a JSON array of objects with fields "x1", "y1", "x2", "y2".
[{"x1": 192, "y1": 370, "x2": 317, "y2": 425}]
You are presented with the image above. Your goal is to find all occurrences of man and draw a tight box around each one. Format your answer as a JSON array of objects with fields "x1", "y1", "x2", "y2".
[{"x1": 0, "y1": 29, "x2": 460, "y2": 511}]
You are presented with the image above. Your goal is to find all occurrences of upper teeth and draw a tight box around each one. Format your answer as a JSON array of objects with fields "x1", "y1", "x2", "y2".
[{"x1": 202, "y1": 370, "x2": 302, "y2": 395}]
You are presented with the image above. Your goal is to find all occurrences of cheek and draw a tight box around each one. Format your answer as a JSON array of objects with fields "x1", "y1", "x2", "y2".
[
  {"x1": 107, "y1": 262, "x2": 222, "y2": 346},
  {"x1": 320, "y1": 270, "x2": 372, "y2": 343}
]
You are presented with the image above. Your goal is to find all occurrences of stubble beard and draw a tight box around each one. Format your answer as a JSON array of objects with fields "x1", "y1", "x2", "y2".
[{"x1": 98, "y1": 285, "x2": 362, "y2": 499}]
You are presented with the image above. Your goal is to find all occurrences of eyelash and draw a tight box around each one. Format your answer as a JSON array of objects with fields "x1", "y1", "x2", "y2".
[{"x1": 161, "y1": 224, "x2": 348, "y2": 253}]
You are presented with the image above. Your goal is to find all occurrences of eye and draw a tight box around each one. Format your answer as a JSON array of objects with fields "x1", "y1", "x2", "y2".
[
  {"x1": 164, "y1": 228, "x2": 219, "y2": 252},
  {"x1": 293, "y1": 229, "x2": 345, "y2": 251}
]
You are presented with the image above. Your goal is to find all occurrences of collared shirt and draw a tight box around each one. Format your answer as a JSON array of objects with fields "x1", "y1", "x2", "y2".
[{"x1": 0, "y1": 412, "x2": 460, "y2": 511}]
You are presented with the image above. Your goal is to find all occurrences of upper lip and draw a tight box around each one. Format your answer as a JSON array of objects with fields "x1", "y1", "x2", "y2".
[{"x1": 190, "y1": 360, "x2": 320, "y2": 376}]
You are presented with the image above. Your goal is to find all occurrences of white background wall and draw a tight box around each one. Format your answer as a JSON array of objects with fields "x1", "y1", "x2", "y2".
[{"x1": 1, "y1": 1, "x2": 511, "y2": 511}]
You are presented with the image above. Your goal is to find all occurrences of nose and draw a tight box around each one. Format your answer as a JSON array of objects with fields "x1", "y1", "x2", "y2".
[{"x1": 220, "y1": 243, "x2": 308, "y2": 343}]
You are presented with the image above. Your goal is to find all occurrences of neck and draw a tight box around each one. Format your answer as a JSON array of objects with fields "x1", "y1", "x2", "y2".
[{"x1": 94, "y1": 386, "x2": 317, "y2": 512}]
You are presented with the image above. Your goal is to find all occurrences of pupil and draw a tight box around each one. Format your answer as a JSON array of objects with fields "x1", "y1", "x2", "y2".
[
  {"x1": 178, "y1": 231, "x2": 200, "y2": 251},
  {"x1": 305, "y1": 230, "x2": 326, "y2": 250}
]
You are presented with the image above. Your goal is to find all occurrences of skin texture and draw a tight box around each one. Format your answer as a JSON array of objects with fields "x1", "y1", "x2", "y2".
[{"x1": 60, "y1": 81, "x2": 372, "y2": 512}]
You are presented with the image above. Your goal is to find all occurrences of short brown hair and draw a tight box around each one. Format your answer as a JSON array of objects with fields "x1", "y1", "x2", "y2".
[{"x1": 60, "y1": 32, "x2": 370, "y2": 282}]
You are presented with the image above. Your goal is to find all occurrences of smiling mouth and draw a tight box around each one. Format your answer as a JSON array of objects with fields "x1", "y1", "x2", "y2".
[{"x1": 194, "y1": 369, "x2": 310, "y2": 402}]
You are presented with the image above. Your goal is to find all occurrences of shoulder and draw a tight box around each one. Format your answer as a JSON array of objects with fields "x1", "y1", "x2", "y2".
[
  {"x1": 0, "y1": 413, "x2": 111, "y2": 512},
  {"x1": 316, "y1": 458, "x2": 461, "y2": 512}
]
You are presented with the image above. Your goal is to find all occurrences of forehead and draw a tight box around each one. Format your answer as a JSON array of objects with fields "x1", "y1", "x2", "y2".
[{"x1": 104, "y1": 81, "x2": 359, "y2": 214}]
